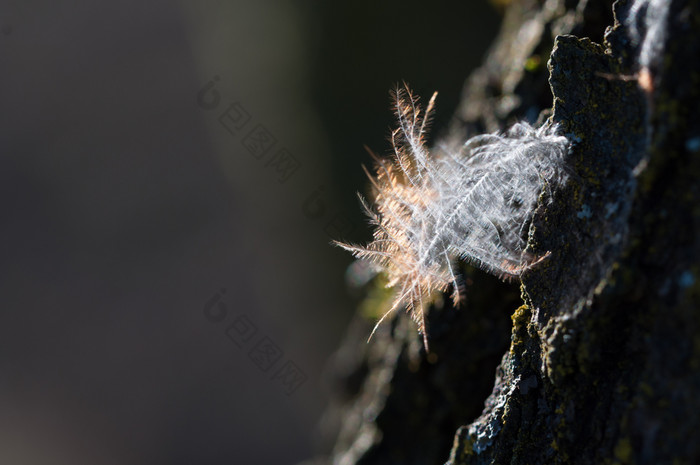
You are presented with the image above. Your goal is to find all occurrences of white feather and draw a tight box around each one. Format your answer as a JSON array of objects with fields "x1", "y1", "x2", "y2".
[{"x1": 335, "y1": 85, "x2": 569, "y2": 348}]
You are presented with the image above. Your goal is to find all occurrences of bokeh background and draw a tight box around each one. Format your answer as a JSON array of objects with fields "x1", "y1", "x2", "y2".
[{"x1": 0, "y1": 1, "x2": 500, "y2": 464}]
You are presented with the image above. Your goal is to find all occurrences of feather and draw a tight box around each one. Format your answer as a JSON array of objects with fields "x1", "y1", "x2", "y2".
[{"x1": 335, "y1": 84, "x2": 569, "y2": 349}]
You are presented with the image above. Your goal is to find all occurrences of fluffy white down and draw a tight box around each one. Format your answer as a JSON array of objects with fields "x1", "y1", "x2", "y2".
[{"x1": 336, "y1": 86, "x2": 569, "y2": 348}]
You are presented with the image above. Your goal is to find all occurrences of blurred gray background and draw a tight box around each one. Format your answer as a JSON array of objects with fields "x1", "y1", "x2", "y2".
[{"x1": 0, "y1": 1, "x2": 499, "y2": 464}]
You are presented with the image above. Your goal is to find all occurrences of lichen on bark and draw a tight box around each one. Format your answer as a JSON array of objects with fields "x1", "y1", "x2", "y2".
[{"x1": 313, "y1": 0, "x2": 700, "y2": 464}]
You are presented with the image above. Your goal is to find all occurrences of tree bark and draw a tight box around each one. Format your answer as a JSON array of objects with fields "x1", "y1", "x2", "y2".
[{"x1": 316, "y1": 0, "x2": 700, "y2": 463}]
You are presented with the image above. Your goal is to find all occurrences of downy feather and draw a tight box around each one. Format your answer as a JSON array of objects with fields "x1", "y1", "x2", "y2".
[{"x1": 335, "y1": 85, "x2": 569, "y2": 349}]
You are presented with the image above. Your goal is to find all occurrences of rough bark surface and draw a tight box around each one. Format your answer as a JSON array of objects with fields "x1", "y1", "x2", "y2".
[{"x1": 314, "y1": 0, "x2": 700, "y2": 464}]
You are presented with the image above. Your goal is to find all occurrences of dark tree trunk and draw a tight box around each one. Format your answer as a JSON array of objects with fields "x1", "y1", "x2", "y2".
[{"x1": 315, "y1": 0, "x2": 700, "y2": 463}]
